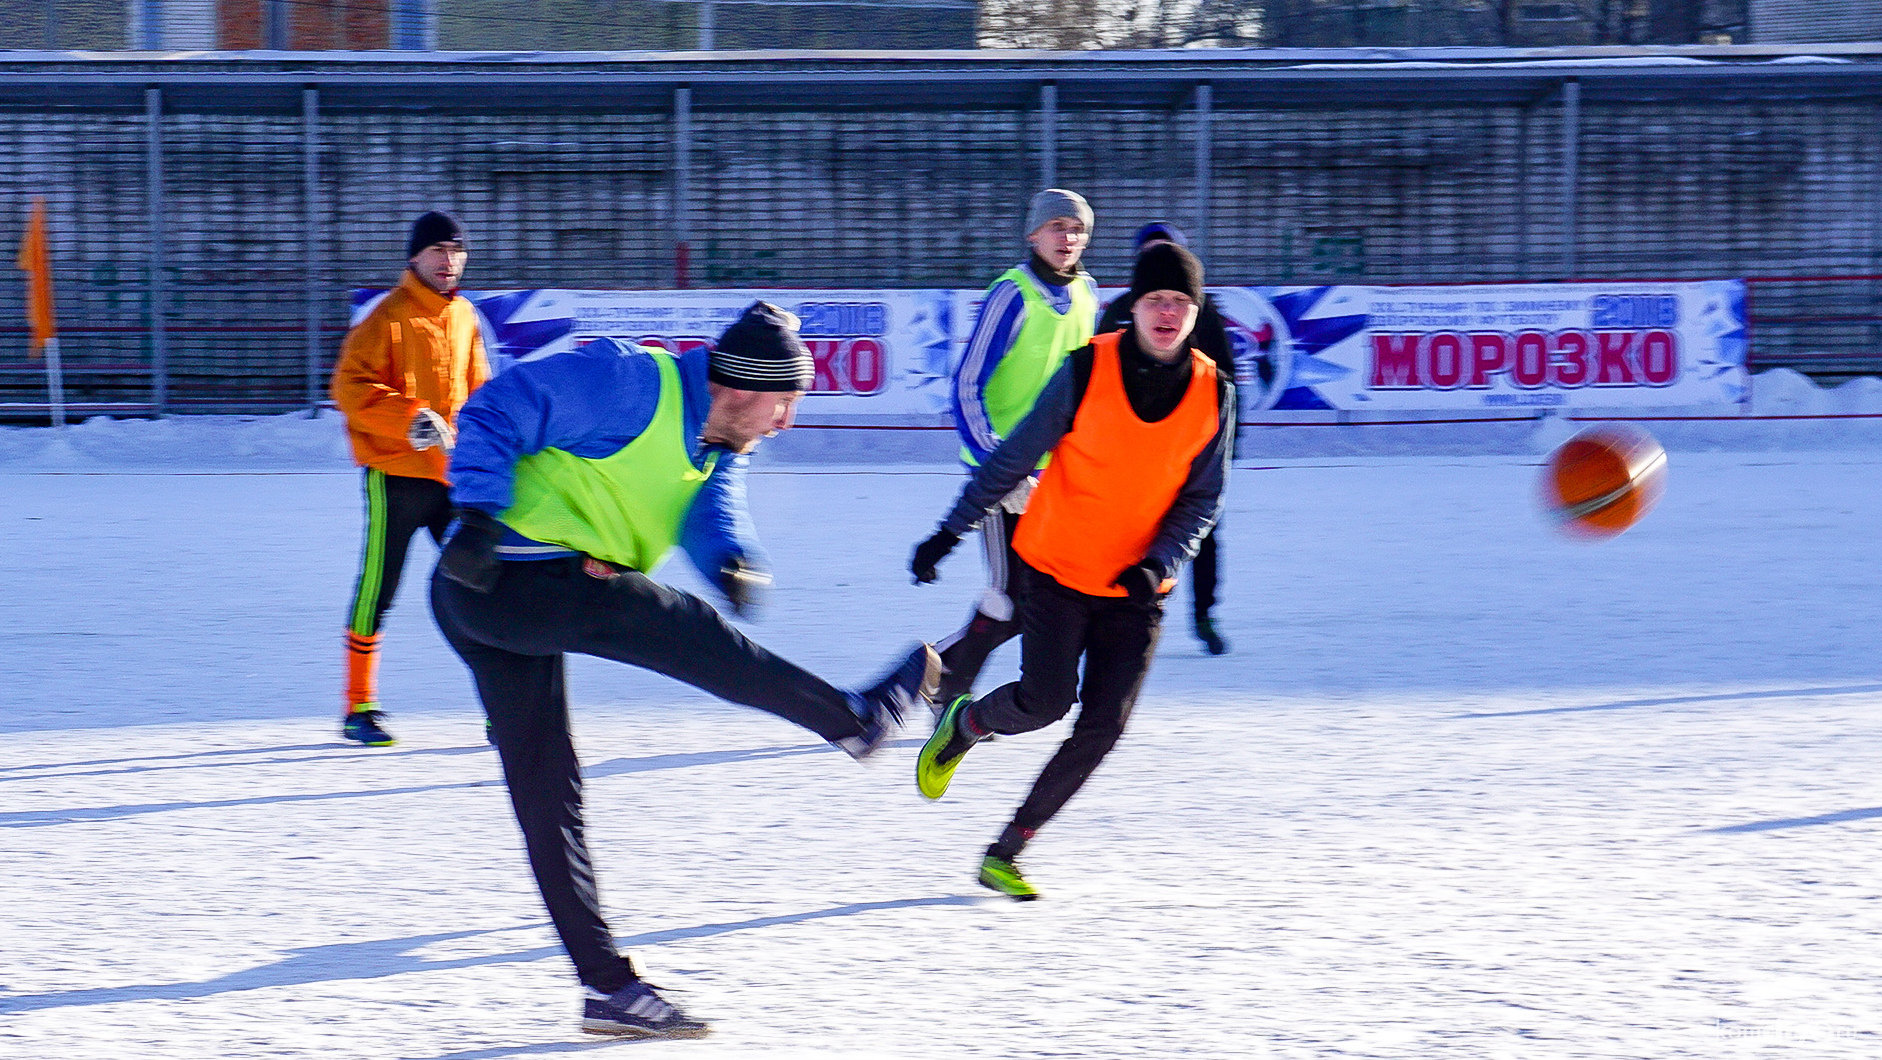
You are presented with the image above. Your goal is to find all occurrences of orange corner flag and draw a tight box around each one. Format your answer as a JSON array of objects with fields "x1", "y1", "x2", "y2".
[{"x1": 17, "y1": 196, "x2": 57, "y2": 359}]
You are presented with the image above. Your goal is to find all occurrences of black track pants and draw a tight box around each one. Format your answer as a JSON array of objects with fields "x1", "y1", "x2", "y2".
[
  {"x1": 347, "y1": 469, "x2": 452, "y2": 638},
  {"x1": 430, "y1": 558, "x2": 864, "y2": 992},
  {"x1": 1190, "y1": 521, "x2": 1220, "y2": 622},
  {"x1": 970, "y1": 561, "x2": 1163, "y2": 835}
]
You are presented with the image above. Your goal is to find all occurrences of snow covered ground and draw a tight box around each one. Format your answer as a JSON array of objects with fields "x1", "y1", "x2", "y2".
[{"x1": 3, "y1": 411, "x2": 1882, "y2": 1057}]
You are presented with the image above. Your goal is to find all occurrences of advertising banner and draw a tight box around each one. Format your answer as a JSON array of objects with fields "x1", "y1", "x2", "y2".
[
  {"x1": 354, "y1": 288, "x2": 956, "y2": 419},
  {"x1": 355, "y1": 279, "x2": 1747, "y2": 420},
  {"x1": 1247, "y1": 281, "x2": 1749, "y2": 412}
]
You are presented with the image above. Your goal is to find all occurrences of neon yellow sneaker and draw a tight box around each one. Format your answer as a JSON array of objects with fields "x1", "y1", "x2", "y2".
[
  {"x1": 916, "y1": 694, "x2": 979, "y2": 800},
  {"x1": 977, "y1": 856, "x2": 1040, "y2": 901}
]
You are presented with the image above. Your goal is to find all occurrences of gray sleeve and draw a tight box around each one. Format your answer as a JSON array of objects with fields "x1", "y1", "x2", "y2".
[
  {"x1": 1141, "y1": 377, "x2": 1236, "y2": 580},
  {"x1": 939, "y1": 360, "x2": 1078, "y2": 536}
]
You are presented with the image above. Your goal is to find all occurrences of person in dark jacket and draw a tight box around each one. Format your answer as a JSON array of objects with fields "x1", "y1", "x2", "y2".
[
  {"x1": 431, "y1": 303, "x2": 940, "y2": 1039},
  {"x1": 909, "y1": 244, "x2": 1233, "y2": 900},
  {"x1": 1097, "y1": 222, "x2": 1236, "y2": 656}
]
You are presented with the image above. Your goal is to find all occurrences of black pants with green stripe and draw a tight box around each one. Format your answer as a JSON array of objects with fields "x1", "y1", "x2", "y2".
[{"x1": 348, "y1": 470, "x2": 453, "y2": 638}]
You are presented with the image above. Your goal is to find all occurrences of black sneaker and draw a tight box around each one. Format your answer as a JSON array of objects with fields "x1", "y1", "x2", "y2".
[
  {"x1": 341, "y1": 707, "x2": 394, "y2": 747},
  {"x1": 1194, "y1": 616, "x2": 1229, "y2": 656},
  {"x1": 582, "y1": 980, "x2": 709, "y2": 1039},
  {"x1": 837, "y1": 643, "x2": 941, "y2": 760}
]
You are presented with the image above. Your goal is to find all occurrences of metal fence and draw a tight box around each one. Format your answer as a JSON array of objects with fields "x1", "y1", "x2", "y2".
[{"x1": 3, "y1": 46, "x2": 1881, "y2": 418}]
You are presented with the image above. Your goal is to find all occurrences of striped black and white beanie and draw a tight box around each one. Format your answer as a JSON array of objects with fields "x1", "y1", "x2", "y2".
[{"x1": 709, "y1": 302, "x2": 814, "y2": 393}]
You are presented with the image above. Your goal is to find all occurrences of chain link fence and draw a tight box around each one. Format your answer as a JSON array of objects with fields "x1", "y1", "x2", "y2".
[{"x1": 2, "y1": 51, "x2": 1880, "y2": 418}]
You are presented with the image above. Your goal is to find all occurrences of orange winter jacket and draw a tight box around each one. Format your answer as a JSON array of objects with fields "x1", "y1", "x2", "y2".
[{"x1": 331, "y1": 270, "x2": 490, "y2": 484}]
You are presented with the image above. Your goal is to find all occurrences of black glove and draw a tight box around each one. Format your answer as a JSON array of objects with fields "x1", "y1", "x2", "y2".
[
  {"x1": 1112, "y1": 562, "x2": 1164, "y2": 605},
  {"x1": 439, "y1": 509, "x2": 505, "y2": 593},
  {"x1": 911, "y1": 528, "x2": 962, "y2": 585},
  {"x1": 716, "y1": 557, "x2": 772, "y2": 618}
]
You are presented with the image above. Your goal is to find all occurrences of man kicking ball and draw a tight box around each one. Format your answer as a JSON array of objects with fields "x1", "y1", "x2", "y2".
[
  {"x1": 433, "y1": 303, "x2": 938, "y2": 1037},
  {"x1": 909, "y1": 243, "x2": 1233, "y2": 900}
]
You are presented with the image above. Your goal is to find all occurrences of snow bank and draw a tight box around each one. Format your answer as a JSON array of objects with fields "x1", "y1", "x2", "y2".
[{"x1": 1, "y1": 371, "x2": 1879, "y2": 472}]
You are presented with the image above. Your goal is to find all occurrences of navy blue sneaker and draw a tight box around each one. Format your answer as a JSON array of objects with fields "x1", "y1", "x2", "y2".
[
  {"x1": 836, "y1": 643, "x2": 941, "y2": 760},
  {"x1": 582, "y1": 980, "x2": 709, "y2": 1039},
  {"x1": 341, "y1": 707, "x2": 394, "y2": 747}
]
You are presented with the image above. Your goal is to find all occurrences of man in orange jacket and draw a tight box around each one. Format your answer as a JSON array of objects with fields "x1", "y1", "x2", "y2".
[
  {"x1": 331, "y1": 211, "x2": 490, "y2": 746},
  {"x1": 909, "y1": 242, "x2": 1233, "y2": 900}
]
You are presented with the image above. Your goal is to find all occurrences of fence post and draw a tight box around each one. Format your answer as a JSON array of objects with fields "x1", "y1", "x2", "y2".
[
  {"x1": 1194, "y1": 82, "x2": 1212, "y2": 259},
  {"x1": 304, "y1": 86, "x2": 321, "y2": 416},
  {"x1": 145, "y1": 85, "x2": 168, "y2": 417},
  {"x1": 674, "y1": 85, "x2": 692, "y2": 289},
  {"x1": 1515, "y1": 98, "x2": 1529, "y2": 280},
  {"x1": 700, "y1": 1, "x2": 715, "y2": 49},
  {"x1": 1040, "y1": 81, "x2": 1057, "y2": 190},
  {"x1": 1561, "y1": 78, "x2": 1580, "y2": 281}
]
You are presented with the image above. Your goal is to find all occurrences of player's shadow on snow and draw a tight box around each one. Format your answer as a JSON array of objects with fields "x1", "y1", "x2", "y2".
[
  {"x1": 0, "y1": 742, "x2": 341, "y2": 774},
  {"x1": 1706, "y1": 806, "x2": 1882, "y2": 833},
  {"x1": 1452, "y1": 682, "x2": 1882, "y2": 720},
  {"x1": 422, "y1": 1043, "x2": 623, "y2": 1058},
  {"x1": 0, "y1": 743, "x2": 491, "y2": 784},
  {"x1": 0, "y1": 896, "x2": 975, "y2": 1015},
  {"x1": 0, "y1": 743, "x2": 835, "y2": 828}
]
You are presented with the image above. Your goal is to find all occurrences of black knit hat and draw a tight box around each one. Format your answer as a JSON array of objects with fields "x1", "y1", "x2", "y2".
[
  {"x1": 407, "y1": 211, "x2": 467, "y2": 258},
  {"x1": 710, "y1": 302, "x2": 814, "y2": 393},
  {"x1": 1129, "y1": 242, "x2": 1204, "y2": 303}
]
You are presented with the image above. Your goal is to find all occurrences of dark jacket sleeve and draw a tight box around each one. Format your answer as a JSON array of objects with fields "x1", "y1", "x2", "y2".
[
  {"x1": 1140, "y1": 371, "x2": 1236, "y2": 581},
  {"x1": 1195, "y1": 298, "x2": 1234, "y2": 377},
  {"x1": 939, "y1": 353, "x2": 1084, "y2": 536},
  {"x1": 1097, "y1": 292, "x2": 1133, "y2": 337}
]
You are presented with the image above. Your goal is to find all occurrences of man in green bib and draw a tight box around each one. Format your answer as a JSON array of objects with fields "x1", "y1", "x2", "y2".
[
  {"x1": 430, "y1": 302, "x2": 939, "y2": 1040},
  {"x1": 936, "y1": 188, "x2": 1099, "y2": 713}
]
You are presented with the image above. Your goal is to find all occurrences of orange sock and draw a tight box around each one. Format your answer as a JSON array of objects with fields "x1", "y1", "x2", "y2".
[{"x1": 346, "y1": 631, "x2": 382, "y2": 711}]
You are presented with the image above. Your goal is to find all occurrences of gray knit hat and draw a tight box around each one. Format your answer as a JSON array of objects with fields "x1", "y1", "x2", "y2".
[{"x1": 1025, "y1": 189, "x2": 1093, "y2": 239}]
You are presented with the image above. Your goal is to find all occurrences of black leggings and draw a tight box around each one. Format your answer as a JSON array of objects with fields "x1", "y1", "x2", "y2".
[{"x1": 970, "y1": 560, "x2": 1163, "y2": 835}]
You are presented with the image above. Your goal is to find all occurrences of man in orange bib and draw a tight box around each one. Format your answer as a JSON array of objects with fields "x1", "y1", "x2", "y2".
[{"x1": 909, "y1": 243, "x2": 1233, "y2": 900}]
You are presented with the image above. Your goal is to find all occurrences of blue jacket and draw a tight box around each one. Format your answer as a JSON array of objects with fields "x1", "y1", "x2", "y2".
[
  {"x1": 448, "y1": 338, "x2": 765, "y2": 581},
  {"x1": 950, "y1": 259, "x2": 1100, "y2": 466}
]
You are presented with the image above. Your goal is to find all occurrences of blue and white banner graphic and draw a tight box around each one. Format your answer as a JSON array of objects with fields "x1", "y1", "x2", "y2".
[
  {"x1": 355, "y1": 279, "x2": 1747, "y2": 418},
  {"x1": 351, "y1": 288, "x2": 957, "y2": 418},
  {"x1": 1236, "y1": 281, "x2": 1749, "y2": 412}
]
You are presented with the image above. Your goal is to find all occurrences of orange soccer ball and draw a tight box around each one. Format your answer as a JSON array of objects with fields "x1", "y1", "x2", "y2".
[{"x1": 1544, "y1": 424, "x2": 1668, "y2": 538}]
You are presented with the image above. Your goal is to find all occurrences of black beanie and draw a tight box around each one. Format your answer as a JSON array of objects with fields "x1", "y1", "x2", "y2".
[
  {"x1": 1129, "y1": 242, "x2": 1205, "y2": 303},
  {"x1": 407, "y1": 211, "x2": 467, "y2": 258},
  {"x1": 709, "y1": 302, "x2": 814, "y2": 392}
]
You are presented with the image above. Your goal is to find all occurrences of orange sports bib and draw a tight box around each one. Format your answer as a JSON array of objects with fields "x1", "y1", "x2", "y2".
[{"x1": 1014, "y1": 332, "x2": 1219, "y2": 597}]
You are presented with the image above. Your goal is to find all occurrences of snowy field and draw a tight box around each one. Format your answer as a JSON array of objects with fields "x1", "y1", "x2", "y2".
[{"x1": 4, "y1": 415, "x2": 1882, "y2": 1058}]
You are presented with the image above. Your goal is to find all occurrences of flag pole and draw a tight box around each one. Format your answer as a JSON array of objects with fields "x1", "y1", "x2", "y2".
[
  {"x1": 17, "y1": 196, "x2": 63, "y2": 429},
  {"x1": 44, "y1": 335, "x2": 66, "y2": 428}
]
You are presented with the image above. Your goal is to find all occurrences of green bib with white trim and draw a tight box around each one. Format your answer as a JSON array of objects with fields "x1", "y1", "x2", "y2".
[{"x1": 965, "y1": 265, "x2": 1097, "y2": 466}]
